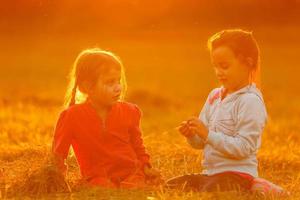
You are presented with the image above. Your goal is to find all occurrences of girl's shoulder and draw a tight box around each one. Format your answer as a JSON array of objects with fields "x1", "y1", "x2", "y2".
[
  {"x1": 115, "y1": 102, "x2": 142, "y2": 124},
  {"x1": 55, "y1": 104, "x2": 84, "y2": 124},
  {"x1": 237, "y1": 92, "x2": 267, "y2": 114},
  {"x1": 59, "y1": 103, "x2": 87, "y2": 116},
  {"x1": 236, "y1": 89, "x2": 268, "y2": 120},
  {"x1": 115, "y1": 101, "x2": 142, "y2": 115},
  {"x1": 237, "y1": 86, "x2": 266, "y2": 108}
]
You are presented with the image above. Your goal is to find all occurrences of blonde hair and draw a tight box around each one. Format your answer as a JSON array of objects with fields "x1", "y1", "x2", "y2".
[
  {"x1": 208, "y1": 29, "x2": 261, "y2": 88},
  {"x1": 64, "y1": 48, "x2": 127, "y2": 107}
]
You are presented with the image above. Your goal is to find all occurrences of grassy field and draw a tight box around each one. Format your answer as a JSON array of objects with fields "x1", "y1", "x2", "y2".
[{"x1": 0, "y1": 26, "x2": 300, "y2": 199}]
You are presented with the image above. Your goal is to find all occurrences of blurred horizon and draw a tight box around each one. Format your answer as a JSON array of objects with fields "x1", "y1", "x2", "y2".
[{"x1": 0, "y1": 0, "x2": 299, "y2": 105}]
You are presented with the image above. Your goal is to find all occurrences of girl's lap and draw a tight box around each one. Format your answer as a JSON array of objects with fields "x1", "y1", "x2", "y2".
[
  {"x1": 166, "y1": 172, "x2": 288, "y2": 196},
  {"x1": 85, "y1": 170, "x2": 146, "y2": 189},
  {"x1": 166, "y1": 172, "x2": 252, "y2": 192}
]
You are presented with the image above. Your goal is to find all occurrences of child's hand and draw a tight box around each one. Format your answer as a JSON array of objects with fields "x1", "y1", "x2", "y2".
[
  {"x1": 179, "y1": 117, "x2": 208, "y2": 140},
  {"x1": 144, "y1": 166, "x2": 164, "y2": 186},
  {"x1": 185, "y1": 117, "x2": 208, "y2": 140},
  {"x1": 178, "y1": 120, "x2": 195, "y2": 138}
]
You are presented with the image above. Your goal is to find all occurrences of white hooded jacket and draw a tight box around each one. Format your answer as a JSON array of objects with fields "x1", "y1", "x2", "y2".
[{"x1": 188, "y1": 84, "x2": 267, "y2": 177}]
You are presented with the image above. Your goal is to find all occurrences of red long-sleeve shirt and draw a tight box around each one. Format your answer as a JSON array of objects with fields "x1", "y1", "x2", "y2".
[{"x1": 52, "y1": 101, "x2": 150, "y2": 186}]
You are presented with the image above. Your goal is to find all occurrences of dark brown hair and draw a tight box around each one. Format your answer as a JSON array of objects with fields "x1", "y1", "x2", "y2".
[{"x1": 208, "y1": 29, "x2": 261, "y2": 87}]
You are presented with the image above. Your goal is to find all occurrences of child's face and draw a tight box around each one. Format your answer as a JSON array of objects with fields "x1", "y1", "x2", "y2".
[
  {"x1": 88, "y1": 65, "x2": 122, "y2": 107},
  {"x1": 211, "y1": 46, "x2": 250, "y2": 93}
]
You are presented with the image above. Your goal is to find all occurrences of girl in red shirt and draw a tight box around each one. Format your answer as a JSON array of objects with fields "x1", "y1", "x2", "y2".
[{"x1": 52, "y1": 48, "x2": 161, "y2": 188}]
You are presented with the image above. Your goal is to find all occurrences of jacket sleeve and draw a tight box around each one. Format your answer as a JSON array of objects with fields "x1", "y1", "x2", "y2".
[
  {"x1": 51, "y1": 110, "x2": 73, "y2": 174},
  {"x1": 206, "y1": 94, "x2": 267, "y2": 159},
  {"x1": 129, "y1": 105, "x2": 151, "y2": 168}
]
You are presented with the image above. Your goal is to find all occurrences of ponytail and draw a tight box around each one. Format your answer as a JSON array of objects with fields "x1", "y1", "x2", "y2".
[
  {"x1": 64, "y1": 67, "x2": 78, "y2": 108},
  {"x1": 69, "y1": 80, "x2": 77, "y2": 107},
  {"x1": 251, "y1": 58, "x2": 261, "y2": 89}
]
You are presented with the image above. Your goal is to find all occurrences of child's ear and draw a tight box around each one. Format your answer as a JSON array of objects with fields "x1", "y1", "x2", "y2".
[
  {"x1": 238, "y1": 55, "x2": 254, "y2": 69},
  {"x1": 78, "y1": 81, "x2": 92, "y2": 94},
  {"x1": 246, "y1": 57, "x2": 254, "y2": 68}
]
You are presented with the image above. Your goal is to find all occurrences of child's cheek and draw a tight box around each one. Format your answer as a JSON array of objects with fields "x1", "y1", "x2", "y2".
[{"x1": 102, "y1": 85, "x2": 110, "y2": 93}]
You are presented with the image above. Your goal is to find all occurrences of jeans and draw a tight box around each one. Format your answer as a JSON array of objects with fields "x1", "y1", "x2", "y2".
[{"x1": 166, "y1": 171, "x2": 253, "y2": 192}]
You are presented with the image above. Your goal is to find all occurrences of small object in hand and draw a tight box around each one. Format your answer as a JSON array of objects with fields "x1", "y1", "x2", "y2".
[{"x1": 178, "y1": 120, "x2": 195, "y2": 138}]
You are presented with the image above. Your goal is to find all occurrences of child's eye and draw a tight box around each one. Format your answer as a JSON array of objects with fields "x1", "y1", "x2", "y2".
[
  {"x1": 219, "y1": 64, "x2": 229, "y2": 70},
  {"x1": 213, "y1": 62, "x2": 229, "y2": 70},
  {"x1": 106, "y1": 79, "x2": 120, "y2": 85},
  {"x1": 105, "y1": 80, "x2": 114, "y2": 85}
]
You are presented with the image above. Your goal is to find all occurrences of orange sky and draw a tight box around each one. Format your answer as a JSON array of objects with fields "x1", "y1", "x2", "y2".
[
  {"x1": 0, "y1": 0, "x2": 299, "y2": 99},
  {"x1": 1, "y1": 0, "x2": 299, "y2": 36}
]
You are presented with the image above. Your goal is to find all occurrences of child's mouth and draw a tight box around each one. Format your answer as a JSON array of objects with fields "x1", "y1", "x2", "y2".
[{"x1": 113, "y1": 95, "x2": 120, "y2": 100}]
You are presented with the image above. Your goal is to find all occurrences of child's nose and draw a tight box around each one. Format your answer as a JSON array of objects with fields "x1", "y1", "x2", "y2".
[{"x1": 215, "y1": 69, "x2": 224, "y2": 77}]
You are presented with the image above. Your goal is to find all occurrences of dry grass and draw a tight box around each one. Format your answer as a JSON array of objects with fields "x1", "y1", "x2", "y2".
[{"x1": 0, "y1": 26, "x2": 300, "y2": 199}]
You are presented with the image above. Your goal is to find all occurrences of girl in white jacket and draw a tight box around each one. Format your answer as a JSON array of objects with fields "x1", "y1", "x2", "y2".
[{"x1": 167, "y1": 29, "x2": 284, "y2": 194}]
